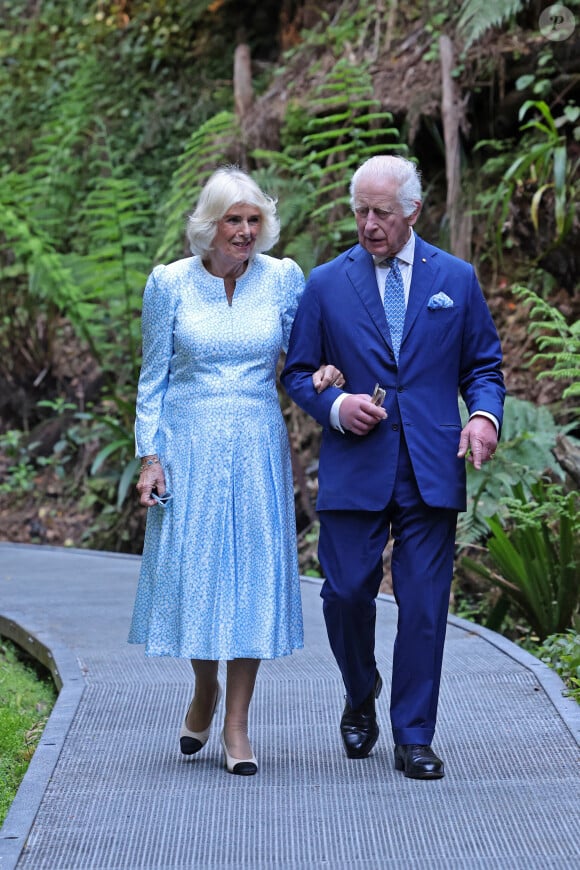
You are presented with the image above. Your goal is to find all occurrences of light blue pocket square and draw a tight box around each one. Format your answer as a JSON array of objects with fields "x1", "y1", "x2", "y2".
[{"x1": 428, "y1": 292, "x2": 454, "y2": 309}]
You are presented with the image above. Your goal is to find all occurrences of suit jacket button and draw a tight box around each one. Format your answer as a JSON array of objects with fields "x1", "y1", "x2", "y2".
[{"x1": 392, "y1": 424, "x2": 399, "y2": 431}]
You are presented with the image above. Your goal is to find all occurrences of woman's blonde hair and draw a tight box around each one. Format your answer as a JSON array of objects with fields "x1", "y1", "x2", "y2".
[{"x1": 186, "y1": 166, "x2": 280, "y2": 256}]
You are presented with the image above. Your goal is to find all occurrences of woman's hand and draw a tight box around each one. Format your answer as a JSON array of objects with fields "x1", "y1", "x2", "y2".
[
  {"x1": 136, "y1": 457, "x2": 167, "y2": 507},
  {"x1": 312, "y1": 364, "x2": 346, "y2": 394}
]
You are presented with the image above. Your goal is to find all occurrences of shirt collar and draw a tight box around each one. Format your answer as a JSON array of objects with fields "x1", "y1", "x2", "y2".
[{"x1": 373, "y1": 230, "x2": 415, "y2": 268}]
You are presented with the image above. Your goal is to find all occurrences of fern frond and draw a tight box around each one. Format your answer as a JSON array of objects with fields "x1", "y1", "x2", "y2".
[
  {"x1": 73, "y1": 171, "x2": 152, "y2": 380},
  {"x1": 511, "y1": 284, "x2": 580, "y2": 401},
  {"x1": 458, "y1": 0, "x2": 530, "y2": 48},
  {"x1": 254, "y1": 56, "x2": 405, "y2": 266},
  {"x1": 156, "y1": 111, "x2": 239, "y2": 263}
]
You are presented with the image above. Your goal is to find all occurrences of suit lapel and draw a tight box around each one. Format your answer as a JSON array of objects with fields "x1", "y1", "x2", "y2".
[
  {"x1": 345, "y1": 246, "x2": 391, "y2": 349},
  {"x1": 401, "y1": 235, "x2": 439, "y2": 349}
]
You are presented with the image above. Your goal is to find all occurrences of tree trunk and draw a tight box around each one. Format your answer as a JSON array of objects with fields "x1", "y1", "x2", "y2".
[
  {"x1": 439, "y1": 34, "x2": 470, "y2": 260},
  {"x1": 234, "y1": 43, "x2": 253, "y2": 120}
]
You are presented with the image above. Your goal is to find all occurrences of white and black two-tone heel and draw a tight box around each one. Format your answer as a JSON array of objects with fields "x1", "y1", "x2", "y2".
[
  {"x1": 179, "y1": 683, "x2": 222, "y2": 755},
  {"x1": 220, "y1": 730, "x2": 258, "y2": 776}
]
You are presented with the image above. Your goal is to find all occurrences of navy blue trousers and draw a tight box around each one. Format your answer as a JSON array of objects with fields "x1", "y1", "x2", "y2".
[{"x1": 318, "y1": 436, "x2": 458, "y2": 746}]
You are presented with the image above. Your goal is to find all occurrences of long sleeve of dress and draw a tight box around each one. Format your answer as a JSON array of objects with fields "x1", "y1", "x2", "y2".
[
  {"x1": 134, "y1": 265, "x2": 178, "y2": 457},
  {"x1": 279, "y1": 257, "x2": 305, "y2": 353}
]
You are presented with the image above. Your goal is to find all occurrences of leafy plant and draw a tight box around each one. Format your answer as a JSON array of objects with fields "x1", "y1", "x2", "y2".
[
  {"x1": 456, "y1": 395, "x2": 566, "y2": 546},
  {"x1": 510, "y1": 284, "x2": 580, "y2": 408},
  {"x1": 423, "y1": 11, "x2": 451, "y2": 63},
  {"x1": 537, "y1": 629, "x2": 580, "y2": 703},
  {"x1": 289, "y1": 1, "x2": 377, "y2": 55},
  {"x1": 515, "y1": 48, "x2": 562, "y2": 102},
  {"x1": 35, "y1": 396, "x2": 140, "y2": 509},
  {"x1": 65, "y1": 168, "x2": 152, "y2": 385},
  {"x1": 518, "y1": 100, "x2": 578, "y2": 239},
  {"x1": 88, "y1": 403, "x2": 140, "y2": 509},
  {"x1": 477, "y1": 99, "x2": 579, "y2": 256},
  {"x1": 254, "y1": 58, "x2": 406, "y2": 269},
  {"x1": 462, "y1": 480, "x2": 580, "y2": 641},
  {"x1": 0, "y1": 68, "x2": 153, "y2": 389},
  {"x1": 155, "y1": 111, "x2": 240, "y2": 263},
  {"x1": 0, "y1": 430, "x2": 41, "y2": 494},
  {"x1": 301, "y1": 65, "x2": 404, "y2": 227},
  {"x1": 457, "y1": 0, "x2": 530, "y2": 48}
]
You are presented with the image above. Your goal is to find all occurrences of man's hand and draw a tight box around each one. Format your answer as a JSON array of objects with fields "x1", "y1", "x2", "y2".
[
  {"x1": 312, "y1": 364, "x2": 346, "y2": 393},
  {"x1": 339, "y1": 394, "x2": 387, "y2": 435},
  {"x1": 457, "y1": 416, "x2": 498, "y2": 470}
]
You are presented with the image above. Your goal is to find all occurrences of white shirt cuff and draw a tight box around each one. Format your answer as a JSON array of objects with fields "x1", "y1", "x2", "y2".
[
  {"x1": 469, "y1": 411, "x2": 499, "y2": 435},
  {"x1": 330, "y1": 393, "x2": 349, "y2": 432}
]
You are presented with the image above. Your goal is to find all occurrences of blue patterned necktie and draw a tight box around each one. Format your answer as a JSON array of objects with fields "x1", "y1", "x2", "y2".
[{"x1": 383, "y1": 257, "x2": 405, "y2": 363}]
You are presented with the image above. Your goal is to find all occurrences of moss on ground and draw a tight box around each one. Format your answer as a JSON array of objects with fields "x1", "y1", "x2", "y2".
[{"x1": 0, "y1": 637, "x2": 56, "y2": 825}]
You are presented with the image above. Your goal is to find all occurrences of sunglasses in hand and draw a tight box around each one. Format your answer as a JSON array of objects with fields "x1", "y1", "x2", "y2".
[{"x1": 151, "y1": 489, "x2": 173, "y2": 507}]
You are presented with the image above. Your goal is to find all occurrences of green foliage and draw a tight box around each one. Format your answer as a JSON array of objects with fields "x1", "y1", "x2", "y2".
[
  {"x1": 65, "y1": 169, "x2": 152, "y2": 384},
  {"x1": 462, "y1": 480, "x2": 580, "y2": 641},
  {"x1": 0, "y1": 173, "x2": 76, "y2": 305},
  {"x1": 517, "y1": 100, "x2": 578, "y2": 239},
  {"x1": 0, "y1": 56, "x2": 153, "y2": 497},
  {"x1": 285, "y1": 0, "x2": 373, "y2": 56},
  {"x1": 0, "y1": 3, "x2": 86, "y2": 167},
  {"x1": 87, "y1": 402, "x2": 141, "y2": 509},
  {"x1": 0, "y1": 637, "x2": 56, "y2": 825},
  {"x1": 36, "y1": 396, "x2": 140, "y2": 510},
  {"x1": 0, "y1": 429, "x2": 45, "y2": 494},
  {"x1": 457, "y1": 0, "x2": 529, "y2": 48},
  {"x1": 0, "y1": 60, "x2": 152, "y2": 378},
  {"x1": 511, "y1": 284, "x2": 580, "y2": 406},
  {"x1": 476, "y1": 99, "x2": 579, "y2": 257},
  {"x1": 156, "y1": 111, "x2": 240, "y2": 263},
  {"x1": 537, "y1": 629, "x2": 580, "y2": 703},
  {"x1": 514, "y1": 47, "x2": 578, "y2": 104},
  {"x1": 301, "y1": 70, "x2": 403, "y2": 220},
  {"x1": 457, "y1": 396, "x2": 565, "y2": 545},
  {"x1": 254, "y1": 58, "x2": 406, "y2": 269},
  {"x1": 422, "y1": 10, "x2": 452, "y2": 64},
  {"x1": 0, "y1": 150, "x2": 150, "y2": 502}
]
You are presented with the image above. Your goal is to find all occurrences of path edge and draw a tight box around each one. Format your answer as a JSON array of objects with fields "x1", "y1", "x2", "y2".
[{"x1": 0, "y1": 614, "x2": 85, "y2": 870}]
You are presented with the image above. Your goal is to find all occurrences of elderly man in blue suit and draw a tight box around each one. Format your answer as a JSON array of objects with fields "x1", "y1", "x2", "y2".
[{"x1": 282, "y1": 155, "x2": 505, "y2": 779}]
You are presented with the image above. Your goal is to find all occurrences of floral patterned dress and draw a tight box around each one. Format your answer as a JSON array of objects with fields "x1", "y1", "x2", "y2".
[{"x1": 128, "y1": 254, "x2": 305, "y2": 659}]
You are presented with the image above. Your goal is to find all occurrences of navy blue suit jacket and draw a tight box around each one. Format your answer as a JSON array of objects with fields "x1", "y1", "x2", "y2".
[{"x1": 281, "y1": 236, "x2": 506, "y2": 512}]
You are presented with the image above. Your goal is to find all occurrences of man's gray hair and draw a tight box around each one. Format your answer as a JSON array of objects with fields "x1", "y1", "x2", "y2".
[{"x1": 350, "y1": 155, "x2": 422, "y2": 217}]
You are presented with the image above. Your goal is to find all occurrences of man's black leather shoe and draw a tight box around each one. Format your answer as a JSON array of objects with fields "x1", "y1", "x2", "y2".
[
  {"x1": 394, "y1": 744, "x2": 444, "y2": 779},
  {"x1": 340, "y1": 671, "x2": 383, "y2": 759}
]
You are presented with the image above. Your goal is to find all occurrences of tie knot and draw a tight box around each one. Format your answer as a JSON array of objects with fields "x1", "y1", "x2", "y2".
[{"x1": 379, "y1": 256, "x2": 398, "y2": 269}]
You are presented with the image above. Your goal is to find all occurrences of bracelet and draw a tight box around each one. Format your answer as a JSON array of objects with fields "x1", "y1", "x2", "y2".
[{"x1": 140, "y1": 457, "x2": 160, "y2": 472}]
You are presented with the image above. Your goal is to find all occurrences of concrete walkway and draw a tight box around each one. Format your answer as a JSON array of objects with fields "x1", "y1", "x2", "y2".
[{"x1": 0, "y1": 542, "x2": 579, "y2": 869}]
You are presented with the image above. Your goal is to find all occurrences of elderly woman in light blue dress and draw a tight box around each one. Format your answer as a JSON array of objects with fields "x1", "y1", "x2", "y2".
[{"x1": 129, "y1": 167, "x2": 342, "y2": 775}]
